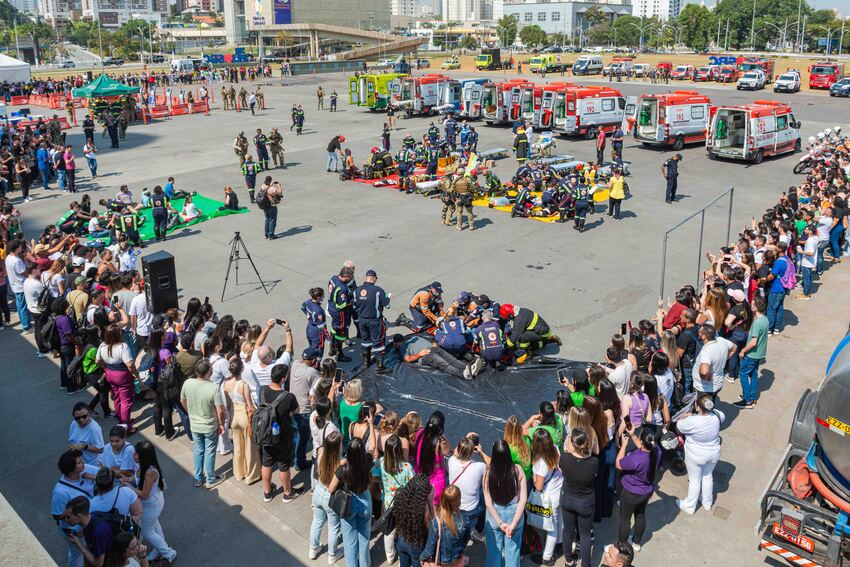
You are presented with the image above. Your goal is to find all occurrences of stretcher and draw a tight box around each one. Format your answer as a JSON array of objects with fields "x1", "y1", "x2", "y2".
[
  {"x1": 536, "y1": 154, "x2": 576, "y2": 166},
  {"x1": 549, "y1": 160, "x2": 585, "y2": 173},
  {"x1": 477, "y1": 147, "x2": 509, "y2": 160},
  {"x1": 597, "y1": 160, "x2": 631, "y2": 176}
]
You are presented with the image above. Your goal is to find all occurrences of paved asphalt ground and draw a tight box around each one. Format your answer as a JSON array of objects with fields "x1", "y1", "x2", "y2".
[{"x1": 1, "y1": 70, "x2": 849, "y2": 566}]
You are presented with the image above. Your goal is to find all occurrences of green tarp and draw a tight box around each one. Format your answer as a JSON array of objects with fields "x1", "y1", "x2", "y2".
[
  {"x1": 72, "y1": 74, "x2": 140, "y2": 98},
  {"x1": 58, "y1": 192, "x2": 248, "y2": 245}
]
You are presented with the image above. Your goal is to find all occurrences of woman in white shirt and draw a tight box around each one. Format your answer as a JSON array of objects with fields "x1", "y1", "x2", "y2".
[
  {"x1": 530, "y1": 428, "x2": 564, "y2": 566},
  {"x1": 96, "y1": 324, "x2": 140, "y2": 433},
  {"x1": 447, "y1": 435, "x2": 489, "y2": 547},
  {"x1": 675, "y1": 393, "x2": 725, "y2": 514},
  {"x1": 109, "y1": 532, "x2": 149, "y2": 567},
  {"x1": 41, "y1": 258, "x2": 66, "y2": 298},
  {"x1": 124, "y1": 441, "x2": 177, "y2": 564},
  {"x1": 101, "y1": 424, "x2": 137, "y2": 484},
  {"x1": 179, "y1": 195, "x2": 200, "y2": 224}
]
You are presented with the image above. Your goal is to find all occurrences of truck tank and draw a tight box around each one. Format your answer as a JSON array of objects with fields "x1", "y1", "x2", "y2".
[{"x1": 813, "y1": 333, "x2": 850, "y2": 498}]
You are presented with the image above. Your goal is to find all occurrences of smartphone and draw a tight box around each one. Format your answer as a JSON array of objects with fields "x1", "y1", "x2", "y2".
[
  {"x1": 468, "y1": 433, "x2": 480, "y2": 447},
  {"x1": 623, "y1": 416, "x2": 632, "y2": 431},
  {"x1": 373, "y1": 413, "x2": 384, "y2": 428},
  {"x1": 334, "y1": 368, "x2": 344, "y2": 383},
  {"x1": 275, "y1": 318, "x2": 286, "y2": 326},
  {"x1": 204, "y1": 296, "x2": 209, "y2": 305},
  {"x1": 557, "y1": 369, "x2": 570, "y2": 386}
]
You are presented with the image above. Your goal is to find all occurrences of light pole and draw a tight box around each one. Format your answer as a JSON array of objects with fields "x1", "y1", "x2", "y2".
[
  {"x1": 809, "y1": 24, "x2": 839, "y2": 56},
  {"x1": 749, "y1": 0, "x2": 757, "y2": 50},
  {"x1": 627, "y1": 21, "x2": 652, "y2": 51},
  {"x1": 135, "y1": 30, "x2": 145, "y2": 63}
]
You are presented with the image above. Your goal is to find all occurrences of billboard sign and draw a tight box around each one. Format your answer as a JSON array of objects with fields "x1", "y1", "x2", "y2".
[
  {"x1": 274, "y1": 0, "x2": 291, "y2": 25},
  {"x1": 708, "y1": 55, "x2": 738, "y2": 66}
]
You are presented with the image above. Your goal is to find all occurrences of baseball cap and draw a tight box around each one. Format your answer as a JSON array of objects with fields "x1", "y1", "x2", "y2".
[
  {"x1": 728, "y1": 289, "x2": 746, "y2": 303},
  {"x1": 366, "y1": 269, "x2": 377, "y2": 278},
  {"x1": 72, "y1": 257, "x2": 86, "y2": 267},
  {"x1": 74, "y1": 275, "x2": 90, "y2": 287},
  {"x1": 430, "y1": 281, "x2": 443, "y2": 293},
  {"x1": 478, "y1": 294, "x2": 490, "y2": 305},
  {"x1": 302, "y1": 347, "x2": 321, "y2": 361}
]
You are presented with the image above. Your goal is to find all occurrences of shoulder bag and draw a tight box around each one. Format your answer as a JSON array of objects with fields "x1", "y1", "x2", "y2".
[
  {"x1": 421, "y1": 518, "x2": 465, "y2": 567},
  {"x1": 525, "y1": 469, "x2": 555, "y2": 532},
  {"x1": 328, "y1": 470, "x2": 353, "y2": 518}
]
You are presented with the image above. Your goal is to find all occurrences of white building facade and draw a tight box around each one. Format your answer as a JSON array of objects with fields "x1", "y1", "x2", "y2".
[
  {"x1": 504, "y1": 0, "x2": 631, "y2": 38},
  {"x1": 391, "y1": 0, "x2": 419, "y2": 17},
  {"x1": 632, "y1": 0, "x2": 689, "y2": 21}
]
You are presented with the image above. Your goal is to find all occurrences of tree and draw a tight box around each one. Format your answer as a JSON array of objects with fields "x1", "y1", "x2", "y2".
[
  {"x1": 496, "y1": 14, "x2": 518, "y2": 48},
  {"x1": 611, "y1": 15, "x2": 644, "y2": 47},
  {"x1": 676, "y1": 4, "x2": 715, "y2": 50},
  {"x1": 585, "y1": 6, "x2": 608, "y2": 28},
  {"x1": 519, "y1": 24, "x2": 547, "y2": 48},
  {"x1": 459, "y1": 35, "x2": 478, "y2": 50},
  {"x1": 587, "y1": 23, "x2": 610, "y2": 45}
]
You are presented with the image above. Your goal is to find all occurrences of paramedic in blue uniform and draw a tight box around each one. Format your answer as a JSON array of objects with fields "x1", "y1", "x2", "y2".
[
  {"x1": 466, "y1": 127, "x2": 479, "y2": 153},
  {"x1": 611, "y1": 125, "x2": 625, "y2": 159},
  {"x1": 474, "y1": 310, "x2": 506, "y2": 367},
  {"x1": 435, "y1": 316, "x2": 470, "y2": 358},
  {"x1": 662, "y1": 153, "x2": 682, "y2": 204},
  {"x1": 354, "y1": 269, "x2": 391, "y2": 372},
  {"x1": 428, "y1": 122, "x2": 440, "y2": 145},
  {"x1": 301, "y1": 287, "x2": 327, "y2": 356},
  {"x1": 444, "y1": 116, "x2": 458, "y2": 151},
  {"x1": 327, "y1": 267, "x2": 354, "y2": 362}
]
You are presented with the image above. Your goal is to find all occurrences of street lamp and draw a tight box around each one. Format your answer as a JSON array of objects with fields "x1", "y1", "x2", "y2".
[
  {"x1": 808, "y1": 24, "x2": 839, "y2": 56},
  {"x1": 626, "y1": 21, "x2": 652, "y2": 50}
]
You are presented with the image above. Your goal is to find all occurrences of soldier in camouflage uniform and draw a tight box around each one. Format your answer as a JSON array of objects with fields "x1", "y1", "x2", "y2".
[
  {"x1": 233, "y1": 132, "x2": 248, "y2": 164},
  {"x1": 268, "y1": 127, "x2": 286, "y2": 168},
  {"x1": 439, "y1": 174, "x2": 456, "y2": 226},
  {"x1": 221, "y1": 86, "x2": 230, "y2": 110}
]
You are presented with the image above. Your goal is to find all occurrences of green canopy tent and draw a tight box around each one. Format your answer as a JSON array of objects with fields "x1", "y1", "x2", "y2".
[{"x1": 71, "y1": 74, "x2": 140, "y2": 98}]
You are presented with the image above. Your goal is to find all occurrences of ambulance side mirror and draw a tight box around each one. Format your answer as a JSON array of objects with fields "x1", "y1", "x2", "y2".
[{"x1": 793, "y1": 121, "x2": 801, "y2": 129}]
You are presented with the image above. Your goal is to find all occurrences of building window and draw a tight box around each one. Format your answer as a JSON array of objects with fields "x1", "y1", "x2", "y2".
[
  {"x1": 524, "y1": 12, "x2": 532, "y2": 21},
  {"x1": 538, "y1": 11, "x2": 546, "y2": 21},
  {"x1": 552, "y1": 12, "x2": 560, "y2": 21}
]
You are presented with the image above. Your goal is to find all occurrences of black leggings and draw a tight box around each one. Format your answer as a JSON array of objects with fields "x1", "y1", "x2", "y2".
[
  {"x1": 618, "y1": 488, "x2": 651, "y2": 545},
  {"x1": 87, "y1": 373, "x2": 112, "y2": 415},
  {"x1": 561, "y1": 497, "x2": 594, "y2": 567}
]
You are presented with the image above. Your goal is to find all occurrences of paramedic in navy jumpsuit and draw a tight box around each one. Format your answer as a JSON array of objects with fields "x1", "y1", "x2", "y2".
[
  {"x1": 301, "y1": 287, "x2": 327, "y2": 356},
  {"x1": 354, "y1": 269, "x2": 391, "y2": 371}
]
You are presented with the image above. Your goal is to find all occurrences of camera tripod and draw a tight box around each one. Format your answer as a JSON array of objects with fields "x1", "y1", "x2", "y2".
[{"x1": 221, "y1": 231, "x2": 269, "y2": 301}]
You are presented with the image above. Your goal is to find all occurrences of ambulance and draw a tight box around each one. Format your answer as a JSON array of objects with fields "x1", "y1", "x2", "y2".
[
  {"x1": 459, "y1": 78, "x2": 490, "y2": 119},
  {"x1": 622, "y1": 90, "x2": 712, "y2": 150},
  {"x1": 549, "y1": 85, "x2": 625, "y2": 138},
  {"x1": 706, "y1": 100, "x2": 801, "y2": 164},
  {"x1": 808, "y1": 61, "x2": 845, "y2": 89},
  {"x1": 394, "y1": 73, "x2": 450, "y2": 115},
  {"x1": 532, "y1": 82, "x2": 575, "y2": 128},
  {"x1": 481, "y1": 79, "x2": 531, "y2": 125},
  {"x1": 348, "y1": 73, "x2": 407, "y2": 110},
  {"x1": 510, "y1": 83, "x2": 544, "y2": 123},
  {"x1": 436, "y1": 79, "x2": 463, "y2": 114}
]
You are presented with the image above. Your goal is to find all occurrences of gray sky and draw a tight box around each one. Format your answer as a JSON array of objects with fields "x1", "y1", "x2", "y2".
[{"x1": 810, "y1": 0, "x2": 845, "y2": 17}]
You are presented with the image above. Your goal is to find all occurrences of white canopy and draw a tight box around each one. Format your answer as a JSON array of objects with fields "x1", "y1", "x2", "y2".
[{"x1": 0, "y1": 54, "x2": 31, "y2": 83}]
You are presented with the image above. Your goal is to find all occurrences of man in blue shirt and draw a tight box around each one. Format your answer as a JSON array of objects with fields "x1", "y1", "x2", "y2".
[
  {"x1": 163, "y1": 176, "x2": 175, "y2": 198},
  {"x1": 37, "y1": 143, "x2": 50, "y2": 191},
  {"x1": 765, "y1": 241, "x2": 792, "y2": 334}
]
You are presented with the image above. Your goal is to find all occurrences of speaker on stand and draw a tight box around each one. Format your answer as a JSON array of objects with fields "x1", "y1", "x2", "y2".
[{"x1": 141, "y1": 251, "x2": 178, "y2": 314}]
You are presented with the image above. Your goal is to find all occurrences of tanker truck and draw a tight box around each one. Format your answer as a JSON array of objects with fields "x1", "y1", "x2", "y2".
[{"x1": 758, "y1": 335, "x2": 850, "y2": 567}]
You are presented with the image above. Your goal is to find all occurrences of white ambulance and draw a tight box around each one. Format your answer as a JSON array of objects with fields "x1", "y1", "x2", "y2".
[
  {"x1": 706, "y1": 100, "x2": 801, "y2": 164},
  {"x1": 621, "y1": 90, "x2": 712, "y2": 150},
  {"x1": 549, "y1": 85, "x2": 625, "y2": 138}
]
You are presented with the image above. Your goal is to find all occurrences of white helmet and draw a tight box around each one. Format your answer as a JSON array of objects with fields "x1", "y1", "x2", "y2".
[
  {"x1": 834, "y1": 126, "x2": 841, "y2": 133},
  {"x1": 817, "y1": 132, "x2": 825, "y2": 140},
  {"x1": 808, "y1": 136, "x2": 816, "y2": 145},
  {"x1": 825, "y1": 128, "x2": 833, "y2": 137}
]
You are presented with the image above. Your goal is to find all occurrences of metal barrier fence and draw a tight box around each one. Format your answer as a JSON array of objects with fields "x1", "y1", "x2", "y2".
[{"x1": 659, "y1": 187, "x2": 735, "y2": 299}]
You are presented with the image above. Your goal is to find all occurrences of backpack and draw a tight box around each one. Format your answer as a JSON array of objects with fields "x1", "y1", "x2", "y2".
[
  {"x1": 37, "y1": 285, "x2": 52, "y2": 312},
  {"x1": 255, "y1": 187, "x2": 271, "y2": 210},
  {"x1": 40, "y1": 315, "x2": 60, "y2": 352},
  {"x1": 66, "y1": 352, "x2": 86, "y2": 391},
  {"x1": 251, "y1": 393, "x2": 287, "y2": 446},
  {"x1": 157, "y1": 359, "x2": 183, "y2": 401},
  {"x1": 92, "y1": 489, "x2": 137, "y2": 537}
]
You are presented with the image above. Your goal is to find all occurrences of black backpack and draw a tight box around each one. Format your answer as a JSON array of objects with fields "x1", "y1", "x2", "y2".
[
  {"x1": 37, "y1": 286, "x2": 52, "y2": 312},
  {"x1": 255, "y1": 187, "x2": 271, "y2": 210},
  {"x1": 157, "y1": 359, "x2": 183, "y2": 401},
  {"x1": 92, "y1": 489, "x2": 137, "y2": 537},
  {"x1": 251, "y1": 393, "x2": 286, "y2": 446},
  {"x1": 40, "y1": 315, "x2": 60, "y2": 352}
]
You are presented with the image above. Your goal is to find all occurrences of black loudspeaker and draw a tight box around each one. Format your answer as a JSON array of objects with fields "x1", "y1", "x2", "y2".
[
  {"x1": 86, "y1": 71, "x2": 93, "y2": 82},
  {"x1": 142, "y1": 251, "x2": 178, "y2": 314}
]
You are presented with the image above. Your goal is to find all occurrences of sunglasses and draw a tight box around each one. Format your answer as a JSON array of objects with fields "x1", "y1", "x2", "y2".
[{"x1": 73, "y1": 414, "x2": 90, "y2": 421}]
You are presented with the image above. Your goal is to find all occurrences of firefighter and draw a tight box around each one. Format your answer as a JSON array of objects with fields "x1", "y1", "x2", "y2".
[
  {"x1": 82, "y1": 113, "x2": 95, "y2": 144},
  {"x1": 500, "y1": 304, "x2": 561, "y2": 363},
  {"x1": 513, "y1": 127, "x2": 529, "y2": 165},
  {"x1": 483, "y1": 169, "x2": 502, "y2": 197},
  {"x1": 473, "y1": 310, "x2": 506, "y2": 367},
  {"x1": 233, "y1": 132, "x2": 248, "y2": 164},
  {"x1": 295, "y1": 105, "x2": 305, "y2": 135},
  {"x1": 397, "y1": 137, "x2": 416, "y2": 193},
  {"x1": 427, "y1": 121, "x2": 440, "y2": 145},
  {"x1": 573, "y1": 180, "x2": 591, "y2": 232},
  {"x1": 253, "y1": 128, "x2": 270, "y2": 170},
  {"x1": 511, "y1": 182, "x2": 533, "y2": 218},
  {"x1": 406, "y1": 282, "x2": 444, "y2": 332},
  {"x1": 268, "y1": 127, "x2": 285, "y2": 169},
  {"x1": 439, "y1": 174, "x2": 456, "y2": 226},
  {"x1": 241, "y1": 154, "x2": 260, "y2": 203},
  {"x1": 110, "y1": 97, "x2": 123, "y2": 119},
  {"x1": 115, "y1": 208, "x2": 143, "y2": 247},
  {"x1": 353, "y1": 269, "x2": 391, "y2": 371},
  {"x1": 424, "y1": 140, "x2": 439, "y2": 181},
  {"x1": 453, "y1": 168, "x2": 475, "y2": 231},
  {"x1": 238, "y1": 86, "x2": 248, "y2": 110},
  {"x1": 444, "y1": 115, "x2": 458, "y2": 150},
  {"x1": 327, "y1": 266, "x2": 354, "y2": 362},
  {"x1": 556, "y1": 178, "x2": 576, "y2": 223}
]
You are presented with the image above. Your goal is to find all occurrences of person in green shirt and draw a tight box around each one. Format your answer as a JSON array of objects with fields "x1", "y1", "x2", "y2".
[
  {"x1": 180, "y1": 359, "x2": 225, "y2": 487},
  {"x1": 735, "y1": 296, "x2": 768, "y2": 409},
  {"x1": 81, "y1": 326, "x2": 113, "y2": 418},
  {"x1": 503, "y1": 416, "x2": 532, "y2": 479},
  {"x1": 339, "y1": 379, "x2": 364, "y2": 447},
  {"x1": 525, "y1": 402, "x2": 565, "y2": 451}
]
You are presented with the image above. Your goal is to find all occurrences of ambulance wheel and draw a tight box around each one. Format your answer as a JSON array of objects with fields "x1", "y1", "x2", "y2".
[
  {"x1": 642, "y1": 142, "x2": 651, "y2": 147},
  {"x1": 585, "y1": 127, "x2": 597, "y2": 140},
  {"x1": 672, "y1": 135, "x2": 684, "y2": 151},
  {"x1": 752, "y1": 149, "x2": 764, "y2": 164},
  {"x1": 708, "y1": 150, "x2": 717, "y2": 160}
]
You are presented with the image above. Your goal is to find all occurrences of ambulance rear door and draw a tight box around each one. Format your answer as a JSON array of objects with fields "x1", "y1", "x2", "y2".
[
  {"x1": 621, "y1": 95, "x2": 638, "y2": 135},
  {"x1": 348, "y1": 77, "x2": 358, "y2": 105}
]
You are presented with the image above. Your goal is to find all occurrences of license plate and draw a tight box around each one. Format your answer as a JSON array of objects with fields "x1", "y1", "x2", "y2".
[{"x1": 772, "y1": 522, "x2": 815, "y2": 554}]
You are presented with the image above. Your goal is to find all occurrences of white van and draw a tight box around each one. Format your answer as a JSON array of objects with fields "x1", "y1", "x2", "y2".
[
  {"x1": 572, "y1": 55, "x2": 603, "y2": 76},
  {"x1": 171, "y1": 59, "x2": 202, "y2": 73}
]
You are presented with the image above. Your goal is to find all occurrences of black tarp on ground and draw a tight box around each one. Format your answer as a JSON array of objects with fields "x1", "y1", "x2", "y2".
[{"x1": 353, "y1": 356, "x2": 592, "y2": 449}]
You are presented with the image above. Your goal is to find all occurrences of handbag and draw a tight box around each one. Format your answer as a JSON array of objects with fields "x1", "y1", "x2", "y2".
[
  {"x1": 328, "y1": 485, "x2": 353, "y2": 518},
  {"x1": 525, "y1": 489, "x2": 555, "y2": 532},
  {"x1": 421, "y1": 519, "x2": 465, "y2": 567}
]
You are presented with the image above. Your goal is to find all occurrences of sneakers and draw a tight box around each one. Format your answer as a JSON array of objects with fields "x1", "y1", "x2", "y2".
[
  {"x1": 530, "y1": 554, "x2": 555, "y2": 566},
  {"x1": 309, "y1": 547, "x2": 320, "y2": 560},
  {"x1": 724, "y1": 375, "x2": 737, "y2": 384},
  {"x1": 675, "y1": 497, "x2": 695, "y2": 515},
  {"x1": 193, "y1": 479, "x2": 204, "y2": 488},
  {"x1": 166, "y1": 431, "x2": 180, "y2": 441},
  {"x1": 463, "y1": 365, "x2": 473, "y2": 380},
  {"x1": 264, "y1": 483, "x2": 277, "y2": 502},
  {"x1": 628, "y1": 538, "x2": 641, "y2": 552},
  {"x1": 471, "y1": 529, "x2": 485, "y2": 543},
  {"x1": 733, "y1": 400, "x2": 755, "y2": 409},
  {"x1": 516, "y1": 352, "x2": 528, "y2": 364},
  {"x1": 205, "y1": 476, "x2": 225, "y2": 489},
  {"x1": 471, "y1": 356, "x2": 486, "y2": 377},
  {"x1": 549, "y1": 334, "x2": 563, "y2": 346},
  {"x1": 281, "y1": 488, "x2": 301, "y2": 503}
]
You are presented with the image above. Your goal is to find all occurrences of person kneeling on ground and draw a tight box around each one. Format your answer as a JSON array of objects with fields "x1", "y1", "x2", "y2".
[
  {"x1": 501, "y1": 304, "x2": 562, "y2": 364},
  {"x1": 219, "y1": 186, "x2": 240, "y2": 211},
  {"x1": 389, "y1": 334, "x2": 484, "y2": 380}
]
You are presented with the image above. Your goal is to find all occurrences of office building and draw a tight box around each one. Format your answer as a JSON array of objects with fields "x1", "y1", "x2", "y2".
[
  {"x1": 441, "y1": 0, "x2": 485, "y2": 22},
  {"x1": 40, "y1": 0, "x2": 82, "y2": 26},
  {"x1": 504, "y1": 0, "x2": 631, "y2": 37},
  {"x1": 9, "y1": 0, "x2": 39, "y2": 14},
  {"x1": 391, "y1": 0, "x2": 418, "y2": 16},
  {"x1": 632, "y1": 0, "x2": 697, "y2": 20},
  {"x1": 79, "y1": 0, "x2": 169, "y2": 28}
]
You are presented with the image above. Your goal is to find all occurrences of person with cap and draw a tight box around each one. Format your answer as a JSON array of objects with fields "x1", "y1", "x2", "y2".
[
  {"x1": 500, "y1": 304, "x2": 562, "y2": 364},
  {"x1": 661, "y1": 153, "x2": 682, "y2": 204},
  {"x1": 353, "y1": 269, "x2": 391, "y2": 371},
  {"x1": 438, "y1": 173, "x2": 456, "y2": 225},
  {"x1": 397, "y1": 137, "x2": 417, "y2": 194},
  {"x1": 427, "y1": 122, "x2": 440, "y2": 146},
  {"x1": 388, "y1": 333, "x2": 483, "y2": 380},
  {"x1": 268, "y1": 127, "x2": 286, "y2": 169},
  {"x1": 241, "y1": 154, "x2": 261, "y2": 204},
  {"x1": 66, "y1": 275, "x2": 91, "y2": 321},
  {"x1": 473, "y1": 310, "x2": 506, "y2": 368},
  {"x1": 467, "y1": 293, "x2": 501, "y2": 329},
  {"x1": 300, "y1": 287, "x2": 328, "y2": 356},
  {"x1": 607, "y1": 167, "x2": 626, "y2": 221},
  {"x1": 446, "y1": 291, "x2": 476, "y2": 323},
  {"x1": 327, "y1": 267, "x2": 354, "y2": 362},
  {"x1": 513, "y1": 127, "x2": 529, "y2": 165},
  {"x1": 434, "y1": 315, "x2": 471, "y2": 358},
  {"x1": 233, "y1": 131, "x2": 249, "y2": 165},
  {"x1": 405, "y1": 282, "x2": 445, "y2": 333},
  {"x1": 289, "y1": 346, "x2": 322, "y2": 472},
  {"x1": 466, "y1": 126, "x2": 479, "y2": 154},
  {"x1": 453, "y1": 169, "x2": 475, "y2": 231}
]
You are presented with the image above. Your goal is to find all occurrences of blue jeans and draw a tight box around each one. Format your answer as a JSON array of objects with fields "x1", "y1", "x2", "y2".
[
  {"x1": 326, "y1": 151, "x2": 339, "y2": 171},
  {"x1": 309, "y1": 483, "x2": 341, "y2": 557},
  {"x1": 15, "y1": 292, "x2": 30, "y2": 330},
  {"x1": 817, "y1": 241, "x2": 828, "y2": 273},
  {"x1": 192, "y1": 431, "x2": 218, "y2": 483},
  {"x1": 766, "y1": 290, "x2": 786, "y2": 333},
  {"x1": 291, "y1": 413, "x2": 311, "y2": 471},
  {"x1": 682, "y1": 365, "x2": 693, "y2": 396},
  {"x1": 830, "y1": 225, "x2": 845, "y2": 260},
  {"x1": 397, "y1": 535, "x2": 423, "y2": 567},
  {"x1": 57, "y1": 169, "x2": 66, "y2": 191},
  {"x1": 86, "y1": 157, "x2": 97, "y2": 177},
  {"x1": 485, "y1": 501, "x2": 523, "y2": 567},
  {"x1": 740, "y1": 356, "x2": 761, "y2": 404},
  {"x1": 40, "y1": 168, "x2": 49, "y2": 190},
  {"x1": 802, "y1": 266, "x2": 813, "y2": 295},
  {"x1": 264, "y1": 207, "x2": 277, "y2": 238},
  {"x1": 341, "y1": 490, "x2": 371, "y2": 567},
  {"x1": 460, "y1": 501, "x2": 485, "y2": 546}
]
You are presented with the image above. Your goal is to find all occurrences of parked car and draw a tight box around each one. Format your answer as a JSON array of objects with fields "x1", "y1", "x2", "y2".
[
  {"x1": 632, "y1": 63, "x2": 651, "y2": 77},
  {"x1": 830, "y1": 77, "x2": 850, "y2": 97},
  {"x1": 373, "y1": 59, "x2": 393, "y2": 69},
  {"x1": 441, "y1": 57, "x2": 460, "y2": 70},
  {"x1": 57, "y1": 60, "x2": 75, "y2": 69},
  {"x1": 102, "y1": 57, "x2": 124, "y2": 66},
  {"x1": 716, "y1": 65, "x2": 739, "y2": 83},
  {"x1": 414, "y1": 58, "x2": 431, "y2": 69},
  {"x1": 774, "y1": 71, "x2": 801, "y2": 93},
  {"x1": 671, "y1": 64, "x2": 694, "y2": 80},
  {"x1": 693, "y1": 65, "x2": 719, "y2": 82},
  {"x1": 151, "y1": 54, "x2": 166, "y2": 64},
  {"x1": 737, "y1": 70, "x2": 766, "y2": 90}
]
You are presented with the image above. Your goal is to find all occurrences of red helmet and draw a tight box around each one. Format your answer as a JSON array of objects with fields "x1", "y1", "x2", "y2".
[
  {"x1": 338, "y1": 135, "x2": 345, "y2": 142},
  {"x1": 371, "y1": 146, "x2": 379, "y2": 153},
  {"x1": 500, "y1": 304, "x2": 514, "y2": 320},
  {"x1": 575, "y1": 163, "x2": 584, "y2": 171}
]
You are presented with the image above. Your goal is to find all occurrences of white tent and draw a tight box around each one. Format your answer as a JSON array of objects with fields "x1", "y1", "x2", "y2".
[{"x1": 0, "y1": 54, "x2": 31, "y2": 83}]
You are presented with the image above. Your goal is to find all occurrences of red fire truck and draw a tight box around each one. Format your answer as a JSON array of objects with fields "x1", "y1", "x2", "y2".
[{"x1": 809, "y1": 61, "x2": 845, "y2": 89}]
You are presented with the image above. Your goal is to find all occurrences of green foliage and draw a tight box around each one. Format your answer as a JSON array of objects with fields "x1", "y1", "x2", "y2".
[
  {"x1": 519, "y1": 24, "x2": 547, "y2": 48},
  {"x1": 585, "y1": 6, "x2": 608, "y2": 28},
  {"x1": 459, "y1": 35, "x2": 478, "y2": 50},
  {"x1": 496, "y1": 15, "x2": 518, "y2": 48}
]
